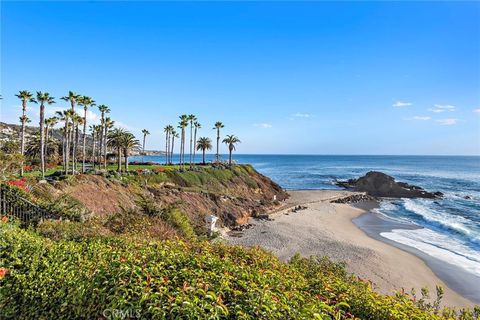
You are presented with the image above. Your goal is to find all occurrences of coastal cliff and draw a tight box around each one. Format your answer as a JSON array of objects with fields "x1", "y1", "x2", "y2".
[{"x1": 30, "y1": 164, "x2": 288, "y2": 229}]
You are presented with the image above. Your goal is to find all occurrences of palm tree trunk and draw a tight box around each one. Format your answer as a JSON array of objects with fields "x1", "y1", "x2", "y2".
[
  {"x1": 62, "y1": 126, "x2": 66, "y2": 173},
  {"x1": 182, "y1": 128, "x2": 186, "y2": 169},
  {"x1": 180, "y1": 131, "x2": 184, "y2": 167},
  {"x1": 92, "y1": 133, "x2": 96, "y2": 169},
  {"x1": 99, "y1": 114, "x2": 104, "y2": 168},
  {"x1": 193, "y1": 127, "x2": 197, "y2": 168},
  {"x1": 82, "y1": 107, "x2": 87, "y2": 173},
  {"x1": 74, "y1": 125, "x2": 80, "y2": 173},
  {"x1": 143, "y1": 134, "x2": 146, "y2": 154},
  {"x1": 103, "y1": 128, "x2": 108, "y2": 169},
  {"x1": 20, "y1": 101, "x2": 27, "y2": 176},
  {"x1": 124, "y1": 150, "x2": 129, "y2": 172},
  {"x1": 179, "y1": 131, "x2": 182, "y2": 166},
  {"x1": 45, "y1": 125, "x2": 49, "y2": 165},
  {"x1": 68, "y1": 125, "x2": 73, "y2": 173},
  {"x1": 170, "y1": 135, "x2": 175, "y2": 165},
  {"x1": 117, "y1": 147, "x2": 121, "y2": 172},
  {"x1": 165, "y1": 132, "x2": 168, "y2": 165},
  {"x1": 64, "y1": 123, "x2": 69, "y2": 174},
  {"x1": 189, "y1": 122, "x2": 193, "y2": 167},
  {"x1": 71, "y1": 123, "x2": 76, "y2": 174},
  {"x1": 39, "y1": 103, "x2": 45, "y2": 179},
  {"x1": 216, "y1": 128, "x2": 220, "y2": 162},
  {"x1": 202, "y1": 149, "x2": 206, "y2": 165},
  {"x1": 229, "y1": 149, "x2": 232, "y2": 166}
]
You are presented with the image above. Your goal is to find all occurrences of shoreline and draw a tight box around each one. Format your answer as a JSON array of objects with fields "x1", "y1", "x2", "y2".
[
  {"x1": 223, "y1": 189, "x2": 474, "y2": 308},
  {"x1": 353, "y1": 210, "x2": 480, "y2": 304}
]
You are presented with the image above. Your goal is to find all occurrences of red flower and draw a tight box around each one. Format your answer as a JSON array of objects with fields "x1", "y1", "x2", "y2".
[
  {"x1": 6, "y1": 179, "x2": 29, "y2": 192},
  {"x1": 0, "y1": 268, "x2": 8, "y2": 279},
  {"x1": 1, "y1": 216, "x2": 8, "y2": 223}
]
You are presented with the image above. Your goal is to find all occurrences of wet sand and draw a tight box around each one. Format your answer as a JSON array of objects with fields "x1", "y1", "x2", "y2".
[{"x1": 224, "y1": 190, "x2": 474, "y2": 308}]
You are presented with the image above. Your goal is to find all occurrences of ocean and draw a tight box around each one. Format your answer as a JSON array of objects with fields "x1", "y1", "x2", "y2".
[{"x1": 131, "y1": 154, "x2": 480, "y2": 301}]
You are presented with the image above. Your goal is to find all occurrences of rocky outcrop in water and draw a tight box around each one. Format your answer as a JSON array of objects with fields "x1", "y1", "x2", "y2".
[{"x1": 336, "y1": 171, "x2": 443, "y2": 199}]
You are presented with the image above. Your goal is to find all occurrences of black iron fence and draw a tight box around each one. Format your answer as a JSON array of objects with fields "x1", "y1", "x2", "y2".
[{"x1": 0, "y1": 184, "x2": 59, "y2": 225}]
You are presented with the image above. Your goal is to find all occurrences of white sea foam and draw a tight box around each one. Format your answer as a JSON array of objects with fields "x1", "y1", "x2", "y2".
[
  {"x1": 380, "y1": 228, "x2": 480, "y2": 277},
  {"x1": 403, "y1": 199, "x2": 473, "y2": 236}
]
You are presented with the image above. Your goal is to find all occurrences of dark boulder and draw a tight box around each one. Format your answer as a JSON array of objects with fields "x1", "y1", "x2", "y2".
[{"x1": 336, "y1": 171, "x2": 443, "y2": 199}]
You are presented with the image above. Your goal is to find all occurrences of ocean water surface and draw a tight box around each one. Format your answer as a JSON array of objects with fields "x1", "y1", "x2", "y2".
[{"x1": 132, "y1": 154, "x2": 480, "y2": 299}]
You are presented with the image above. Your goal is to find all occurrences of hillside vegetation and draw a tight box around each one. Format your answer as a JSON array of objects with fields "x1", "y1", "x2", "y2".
[
  {"x1": 1, "y1": 221, "x2": 478, "y2": 319},
  {"x1": 1, "y1": 166, "x2": 479, "y2": 319},
  {"x1": 28, "y1": 164, "x2": 287, "y2": 229}
]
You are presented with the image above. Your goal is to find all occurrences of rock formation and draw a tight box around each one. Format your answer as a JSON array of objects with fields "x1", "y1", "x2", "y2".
[{"x1": 336, "y1": 171, "x2": 443, "y2": 199}]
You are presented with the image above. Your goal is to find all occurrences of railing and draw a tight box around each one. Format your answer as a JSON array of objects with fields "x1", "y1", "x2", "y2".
[{"x1": 0, "y1": 184, "x2": 59, "y2": 225}]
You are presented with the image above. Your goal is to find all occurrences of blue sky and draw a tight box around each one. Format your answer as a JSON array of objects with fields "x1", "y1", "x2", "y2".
[{"x1": 1, "y1": 1, "x2": 479, "y2": 155}]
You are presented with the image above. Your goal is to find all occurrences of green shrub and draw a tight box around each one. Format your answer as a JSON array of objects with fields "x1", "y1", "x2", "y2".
[
  {"x1": 36, "y1": 219, "x2": 110, "y2": 241},
  {"x1": 135, "y1": 194, "x2": 161, "y2": 216},
  {"x1": 161, "y1": 207, "x2": 195, "y2": 239},
  {"x1": 103, "y1": 208, "x2": 145, "y2": 234},
  {"x1": 41, "y1": 194, "x2": 92, "y2": 222},
  {"x1": 1, "y1": 222, "x2": 478, "y2": 320}
]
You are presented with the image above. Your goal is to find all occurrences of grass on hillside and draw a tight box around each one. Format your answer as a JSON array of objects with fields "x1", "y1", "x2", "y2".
[{"x1": 21, "y1": 163, "x2": 213, "y2": 178}]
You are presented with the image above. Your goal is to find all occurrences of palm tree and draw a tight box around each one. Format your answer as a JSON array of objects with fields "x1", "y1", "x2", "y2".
[
  {"x1": 163, "y1": 125, "x2": 172, "y2": 164},
  {"x1": 213, "y1": 121, "x2": 224, "y2": 162},
  {"x1": 97, "y1": 105, "x2": 110, "y2": 169},
  {"x1": 34, "y1": 92, "x2": 55, "y2": 178},
  {"x1": 222, "y1": 135, "x2": 240, "y2": 166},
  {"x1": 103, "y1": 117, "x2": 114, "y2": 168},
  {"x1": 196, "y1": 137, "x2": 212, "y2": 165},
  {"x1": 15, "y1": 91, "x2": 36, "y2": 176},
  {"x1": 178, "y1": 115, "x2": 188, "y2": 169},
  {"x1": 70, "y1": 113, "x2": 82, "y2": 173},
  {"x1": 170, "y1": 130, "x2": 178, "y2": 165},
  {"x1": 90, "y1": 124, "x2": 101, "y2": 168},
  {"x1": 141, "y1": 129, "x2": 150, "y2": 154},
  {"x1": 61, "y1": 91, "x2": 80, "y2": 173},
  {"x1": 25, "y1": 132, "x2": 57, "y2": 161},
  {"x1": 44, "y1": 116, "x2": 58, "y2": 164},
  {"x1": 56, "y1": 110, "x2": 74, "y2": 174},
  {"x1": 193, "y1": 121, "x2": 201, "y2": 167},
  {"x1": 120, "y1": 132, "x2": 140, "y2": 172},
  {"x1": 187, "y1": 114, "x2": 197, "y2": 167},
  {"x1": 77, "y1": 96, "x2": 96, "y2": 173},
  {"x1": 107, "y1": 128, "x2": 125, "y2": 172}
]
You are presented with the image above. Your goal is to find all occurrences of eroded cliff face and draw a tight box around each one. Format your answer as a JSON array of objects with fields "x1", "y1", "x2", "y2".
[{"x1": 32, "y1": 165, "x2": 288, "y2": 227}]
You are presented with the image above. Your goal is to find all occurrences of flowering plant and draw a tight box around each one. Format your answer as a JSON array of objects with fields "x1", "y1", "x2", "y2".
[{"x1": 6, "y1": 177, "x2": 29, "y2": 192}]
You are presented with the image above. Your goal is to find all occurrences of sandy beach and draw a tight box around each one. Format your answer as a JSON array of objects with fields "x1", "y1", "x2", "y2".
[{"x1": 224, "y1": 190, "x2": 474, "y2": 308}]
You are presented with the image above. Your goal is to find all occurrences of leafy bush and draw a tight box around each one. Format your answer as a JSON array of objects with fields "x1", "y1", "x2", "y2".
[
  {"x1": 104, "y1": 208, "x2": 147, "y2": 234},
  {"x1": 135, "y1": 194, "x2": 161, "y2": 216},
  {"x1": 41, "y1": 194, "x2": 92, "y2": 222},
  {"x1": 1, "y1": 222, "x2": 478, "y2": 320},
  {"x1": 103, "y1": 208, "x2": 179, "y2": 240},
  {"x1": 161, "y1": 207, "x2": 195, "y2": 239},
  {"x1": 36, "y1": 219, "x2": 111, "y2": 241}
]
